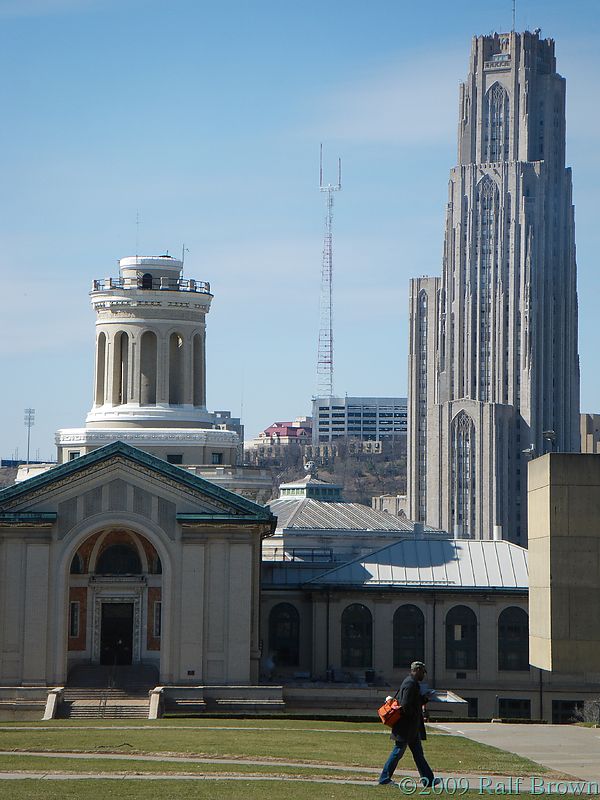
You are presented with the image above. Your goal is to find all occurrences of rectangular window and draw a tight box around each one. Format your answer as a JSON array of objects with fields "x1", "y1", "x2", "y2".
[
  {"x1": 167, "y1": 454, "x2": 183, "y2": 464},
  {"x1": 153, "y1": 601, "x2": 162, "y2": 638},
  {"x1": 552, "y1": 699, "x2": 584, "y2": 724},
  {"x1": 69, "y1": 601, "x2": 80, "y2": 638},
  {"x1": 464, "y1": 697, "x2": 479, "y2": 718},
  {"x1": 498, "y1": 698, "x2": 531, "y2": 720},
  {"x1": 211, "y1": 452, "x2": 223, "y2": 465},
  {"x1": 69, "y1": 451, "x2": 81, "y2": 461}
]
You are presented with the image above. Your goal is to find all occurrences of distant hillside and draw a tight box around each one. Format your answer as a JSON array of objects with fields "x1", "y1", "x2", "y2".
[
  {"x1": 0, "y1": 468, "x2": 17, "y2": 488},
  {"x1": 246, "y1": 439, "x2": 406, "y2": 506}
]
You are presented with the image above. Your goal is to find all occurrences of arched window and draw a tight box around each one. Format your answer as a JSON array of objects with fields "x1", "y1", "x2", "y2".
[
  {"x1": 141, "y1": 273, "x2": 153, "y2": 289},
  {"x1": 498, "y1": 607, "x2": 529, "y2": 671},
  {"x1": 485, "y1": 83, "x2": 510, "y2": 163},
  {"x1": 96, "y1": 544, "x2": 142, "y2": 575},
  {"x1": 140, "y1": 331, "x2": 157, "y2": 405},
  {"x1": 112, "y1": 331, "x2": 129, "y2": 405},
  {"x1": 393, "y1": 604, "x2": 425, "y2": 668},
  {"x1": 268, "y1": 603, "x2": 300, "y2": 666},
  {"x1": 193, "y1": 334, "x2": 204, "y2": 407},
  {"x1": 341, "y1": 603, "x2": 372, "y2": 668},
  {"x1": 446, "y1": 605, "x2": 477, "y2": 670},
  {"x1": 95, "y1": 332, "x2": 106, "y2": 406},
  {"x1": 169, "y1": 333, "x2": 184, "y2": 404},
  {"x1": 70, "y1": 553, "x2": 84, "y2": 574},
  {"x1": 150, "y1": 555, "x2": 162, "y2": 575},
  {"x1": 474, "y1": 176, "x2": 499, "y2": 403},
  {"x1": 451, "y1": 411, "x2": 476, "y2": 537}
]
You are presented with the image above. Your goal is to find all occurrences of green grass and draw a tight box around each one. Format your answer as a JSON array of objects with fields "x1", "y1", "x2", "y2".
[
  {"x1": 0, "y1": 719, "x2": 552, "y2": 777},
  {"x1": 0, "y1": 783, "x2": 535, "y2": 800},
  {"x1": 0, "y1": 753, "x2": 376, "y2": 779}
]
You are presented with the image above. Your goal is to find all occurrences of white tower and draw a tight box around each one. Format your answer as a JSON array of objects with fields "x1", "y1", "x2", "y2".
[{"x1": 56, "y1": 255, "x2": 239, "y2": 466}]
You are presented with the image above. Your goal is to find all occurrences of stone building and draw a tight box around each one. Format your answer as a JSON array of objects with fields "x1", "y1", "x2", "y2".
[
  {"x1": 0, "y1": 441, "x2": 275, "y2": 688},
  {"x1": 312, "y1": 397, "x2": 407, "y2": 446},
  {"x1": 407, "y1": 31, "x2": 580, "y2": 544},
  {"x1": 580, "y1": 414, "x2": 600, "y2": 454}
]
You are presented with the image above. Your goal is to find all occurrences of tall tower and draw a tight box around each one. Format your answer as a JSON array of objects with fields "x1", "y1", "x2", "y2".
[
  {"x1": 407, "y1": 31, "x2": 580, "y2": 544},
  {"x1": 56, "y1": 255, "x2": 239, "y2": 466},
  {"x1": 316, "y1": 146, "x2": 341, "y2": 398}
]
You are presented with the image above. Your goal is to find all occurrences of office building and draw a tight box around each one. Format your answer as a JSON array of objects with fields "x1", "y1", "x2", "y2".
[{"x1": 312, "y1": 397, "x2": 407, "y2": 446}]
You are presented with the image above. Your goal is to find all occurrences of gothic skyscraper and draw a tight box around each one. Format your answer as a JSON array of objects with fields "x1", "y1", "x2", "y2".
[{"x1": 407, "y1": 31, "x2": 580, "y2": 544}]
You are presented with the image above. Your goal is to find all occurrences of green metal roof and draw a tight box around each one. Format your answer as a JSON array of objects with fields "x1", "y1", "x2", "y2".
[{"x1": 0, "y1": 512, "x2": 57, "y2": 525}]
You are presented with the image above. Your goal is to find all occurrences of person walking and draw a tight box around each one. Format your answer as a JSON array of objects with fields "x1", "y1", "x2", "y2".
[{"x1": 378, "y1": 660, "x2": 437, "y2": 787}]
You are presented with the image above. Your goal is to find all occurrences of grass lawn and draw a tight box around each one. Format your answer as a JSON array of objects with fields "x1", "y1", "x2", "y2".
[
  {"x1": 0, "y1": 783, "x2": 537, "y2": 800},
  {"x1": 0, "y1": 719, "x2": 553, "y2": 777}
]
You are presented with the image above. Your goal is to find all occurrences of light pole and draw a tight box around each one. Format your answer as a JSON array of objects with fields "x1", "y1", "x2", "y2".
[
  {"x1": 24, "y1": 408, "x2": 35, "y2": 467},
  {"x1": 543, "y1": 430, "x2": 556, "y2": 454}
]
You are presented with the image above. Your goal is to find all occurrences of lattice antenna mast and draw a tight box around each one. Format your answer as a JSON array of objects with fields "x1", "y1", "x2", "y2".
[
  {"x1": 24, "y1": 408, "x2": 35, "y2": 467},
  {"x1": 316, "y1": 144, "x2": 342, "y2": 398}
]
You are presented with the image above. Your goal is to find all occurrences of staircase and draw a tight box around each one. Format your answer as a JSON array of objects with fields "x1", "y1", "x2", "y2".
[{"x1": 57, "y1": 664, "x2": 158, "y2": 719}]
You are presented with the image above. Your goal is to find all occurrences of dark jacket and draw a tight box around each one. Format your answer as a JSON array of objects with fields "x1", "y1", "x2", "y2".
[{"x1": 390, "y1": 673, "x2": 426, "y2": 742}]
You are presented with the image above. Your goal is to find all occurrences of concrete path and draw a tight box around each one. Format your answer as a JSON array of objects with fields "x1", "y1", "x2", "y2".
[{"x1": 435, "y1": 723, "x2": 600, "y2": 783}]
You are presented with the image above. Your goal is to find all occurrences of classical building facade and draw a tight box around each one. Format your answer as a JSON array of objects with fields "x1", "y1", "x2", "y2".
[
  {"x1": 0, "y1": 441, "x2": 275, "y2": 688},
  {"x1": 407, "y1": 31, "x2": 580, "y2": 544}
]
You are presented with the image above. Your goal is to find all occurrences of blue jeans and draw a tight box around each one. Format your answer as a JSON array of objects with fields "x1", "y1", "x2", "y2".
[{"x1": 378, "y1": 735, "x2": 435, "y2": 785}]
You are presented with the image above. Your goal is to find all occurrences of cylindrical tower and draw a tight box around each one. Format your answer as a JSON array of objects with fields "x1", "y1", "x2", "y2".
[
  {"x1": 56, "y1": 254, "x2": 241, "y2": 466},
  {"x1": 87, "y1": 255, "x2": 213, "y2": 429}
]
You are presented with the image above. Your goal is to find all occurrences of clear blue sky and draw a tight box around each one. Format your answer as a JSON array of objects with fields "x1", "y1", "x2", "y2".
[{"x1": 0, "y1": 0, "x2": 598, "y2": 460}]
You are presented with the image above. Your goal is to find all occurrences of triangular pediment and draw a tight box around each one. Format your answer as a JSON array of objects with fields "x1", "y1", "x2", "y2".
[{"x1": 0, "y1": 441, "x2": 274, "y2": 524}]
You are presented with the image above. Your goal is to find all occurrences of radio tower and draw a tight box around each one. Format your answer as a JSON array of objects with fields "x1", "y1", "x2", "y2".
[{"x1": 316, "y1": 144, "x2": 342, "y2": 398}]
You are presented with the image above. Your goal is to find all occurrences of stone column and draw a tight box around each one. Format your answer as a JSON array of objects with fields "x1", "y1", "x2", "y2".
[
  {"x1": 178, "y1": 541, "x2": 205, "y2": 680},
  {"x1": 22, "y1": 541, "x2": 50, "y2": 684},
  {"x1": 226, "y1": 541, "x2": 252, "y2": 682}
]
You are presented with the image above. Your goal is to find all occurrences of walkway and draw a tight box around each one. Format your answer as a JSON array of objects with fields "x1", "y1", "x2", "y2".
[
  {"x1": 435, "y1": 723, "x2": 600, "y2": 783},
  {"x1": 0, "y1": 751, "x2": 598, "y2": 793}
]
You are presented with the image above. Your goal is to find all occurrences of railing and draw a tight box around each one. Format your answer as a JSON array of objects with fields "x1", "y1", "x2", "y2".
[{"x1": 91, "y1": 276, "x2": 211, "y2": 294}]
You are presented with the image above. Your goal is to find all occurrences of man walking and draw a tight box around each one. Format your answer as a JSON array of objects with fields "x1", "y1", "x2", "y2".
[{"x1": 378, "y1": 660, "x2": 437, "y2": 787}]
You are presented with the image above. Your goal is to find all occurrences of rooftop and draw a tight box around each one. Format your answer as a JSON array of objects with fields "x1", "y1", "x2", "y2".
[
  {"x1": 305, "y1": 538, "x2": 528, "y2": 590},
  {"x1": 269, "y1": 497, "x2": 415, "y2": 533}
]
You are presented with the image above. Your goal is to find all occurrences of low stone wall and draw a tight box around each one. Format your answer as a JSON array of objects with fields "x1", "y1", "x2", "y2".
[
  {"x1": 282, "y1": 684, "x2": 467, "y2": 719},
  {"x1": 0, "y1": 687, "x2": 48, "y2": 721}
]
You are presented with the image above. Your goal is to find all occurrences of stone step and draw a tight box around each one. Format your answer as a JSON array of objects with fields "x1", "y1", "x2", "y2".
[
  {"x1": 63, "y1": 689, "x2": 150, "y2": 700},
  {"x1": 59, "y1": 700, "x2": 149, "y2": 719}
]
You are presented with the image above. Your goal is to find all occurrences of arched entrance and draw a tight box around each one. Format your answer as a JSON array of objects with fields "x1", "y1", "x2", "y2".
[{"x1": 67, "y1": 529, "x2": 162, "y2": 672}]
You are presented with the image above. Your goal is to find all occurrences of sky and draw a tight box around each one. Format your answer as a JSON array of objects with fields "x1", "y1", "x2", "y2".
[{"x1": 0, "y1": 0, "x2": 599, "y2": 461}]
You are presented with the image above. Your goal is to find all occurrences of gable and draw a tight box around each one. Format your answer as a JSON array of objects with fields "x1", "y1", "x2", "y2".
[{"x1": 0, "y1": 441, "x2": 274, "y2": 526}]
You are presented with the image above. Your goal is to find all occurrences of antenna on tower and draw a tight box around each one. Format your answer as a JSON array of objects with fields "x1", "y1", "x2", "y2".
[
  {"x1": 316, "y1": 143, "x2": 342, "y2": 398},
  {"x1": 512, "y1": 0, "x2": 516, "y2": 32}
]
